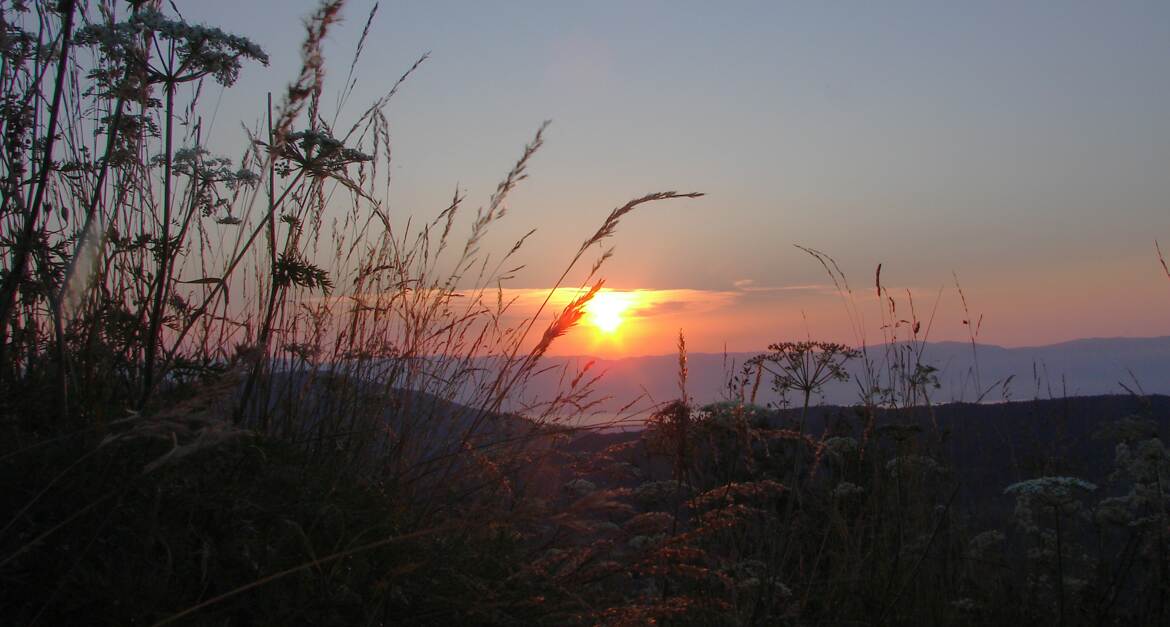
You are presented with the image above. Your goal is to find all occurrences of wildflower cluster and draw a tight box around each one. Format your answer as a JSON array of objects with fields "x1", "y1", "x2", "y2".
[{"x1": 77, "y1": 9, "x2": 268, "y2": 87}]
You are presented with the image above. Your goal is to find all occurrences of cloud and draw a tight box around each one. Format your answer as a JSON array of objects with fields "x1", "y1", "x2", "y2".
[
  {"x1": 735, "y1": 282, "x2": 832, "y2": 293},
  {"x1": 629, "y1": 299, "x2": 691, "y2": 318}
]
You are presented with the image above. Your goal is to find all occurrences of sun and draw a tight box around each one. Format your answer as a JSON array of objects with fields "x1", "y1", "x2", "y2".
[{"x1": 586, "y1": 291, "x2": 634, "y2": 334}]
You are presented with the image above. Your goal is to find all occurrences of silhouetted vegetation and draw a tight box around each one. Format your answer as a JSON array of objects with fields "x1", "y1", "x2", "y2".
[{"x1": 1, "y1": 1, "x2": 1168, "y2": 625}]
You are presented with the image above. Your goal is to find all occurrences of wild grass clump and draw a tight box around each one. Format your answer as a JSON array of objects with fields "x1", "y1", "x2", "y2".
[
  {"x1": 0, "y1": 0, "x2": 704, "y2": 623},
  {"x1": 2, "y1": 2, "x2": 1168, "y2": 626}
]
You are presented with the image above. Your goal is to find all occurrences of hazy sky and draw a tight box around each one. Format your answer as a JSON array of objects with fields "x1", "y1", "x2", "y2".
[{"x1": 182, "y1": 0, "x2": 1170, "y2": 355}]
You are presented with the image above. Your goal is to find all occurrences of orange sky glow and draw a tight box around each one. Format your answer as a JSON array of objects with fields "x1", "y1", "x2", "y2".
[
  {"x1": 177, "y1": 1, "x2": 1170, "y2": 360},
  {"x1": 518, "y1": 252, "x2": 1170, "y2": 357},
  {"x1": 170, "y1": 1, "x2": 1170, "y2": 362}
]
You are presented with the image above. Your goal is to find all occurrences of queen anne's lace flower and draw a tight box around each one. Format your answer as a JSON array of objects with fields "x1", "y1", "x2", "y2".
[
  {"x1": 886, "y1": 454, "x2": 944, "y2": 479},
  {"x1": 563, "y1": 478, "x2": 597, "y2": 497},
  {"x1": 1005, "y1": 476, "x2": 1097, "y2": 533},
  {"x1": 77, "y1": 9, "x2": 268, "y2": 87},
  {"x1": 832, "y1": 482, "x2": 865, "y2": 500},
  {"x1": 1003, "y1": 476, "x2": 1097, "y2": 499},
  {"x1": 824, "y1": 436, "x2": 858, "y2": 455},
  {"x1": 967, "y1": 530, "x2": 1005, "y2": 558}
]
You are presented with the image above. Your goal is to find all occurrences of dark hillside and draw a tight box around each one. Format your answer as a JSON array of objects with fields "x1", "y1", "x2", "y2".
[{"x1": 566, "y1": 394, "x2": 1170, "y2": 518}]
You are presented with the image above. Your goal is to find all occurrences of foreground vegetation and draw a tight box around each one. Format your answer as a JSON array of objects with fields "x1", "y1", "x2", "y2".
[{"x1": 2, "y1": 1, "x2": 1168, "y2": 624}]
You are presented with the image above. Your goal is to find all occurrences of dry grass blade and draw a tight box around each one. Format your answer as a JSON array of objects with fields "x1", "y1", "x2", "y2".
[
  {"x1": 343, "y1": 51, "x2": 430, "y2": 144},
  {"x1": 462, "y1": 121, "x2": 550, "y2": 260},
  {"x1": 273, "y1": 0, "x2": 346, "y2": 144},
  {"x1": 1158, "y1": 240, "x2": 1170, "y2": 282},
  {"x1": 580, "y1": 191, "x2": 704, "y2": 256},
  {"x1": 530, "y1": 281, "x2": 604, "y2": 364}
]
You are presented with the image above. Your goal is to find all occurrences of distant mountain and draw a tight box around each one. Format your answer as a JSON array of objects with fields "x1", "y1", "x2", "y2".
[
  {"x1": 520, "y1": 336, "x2": 1170, "y2": 419},
  {"x1": 251, "y1": 371, "x2": 544, "y2": 472}
]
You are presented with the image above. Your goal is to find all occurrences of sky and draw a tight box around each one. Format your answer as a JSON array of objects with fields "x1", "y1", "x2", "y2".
[{"x1": 181, "y1": 0, "x2": 1170, "y2": 356}]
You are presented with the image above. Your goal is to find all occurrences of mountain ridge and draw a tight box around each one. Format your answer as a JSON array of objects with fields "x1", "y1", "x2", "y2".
[
  {"x1": 521, "y1": 335, "x2": 1170, "y2": 416},
  {"x1": 550, "y1": 334, "x2": 1170, "y2": 361}
]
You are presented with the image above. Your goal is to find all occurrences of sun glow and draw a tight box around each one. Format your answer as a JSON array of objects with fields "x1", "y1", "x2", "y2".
[{"x1": 586, "y1": 291, "x2": 634, "y2": 334}]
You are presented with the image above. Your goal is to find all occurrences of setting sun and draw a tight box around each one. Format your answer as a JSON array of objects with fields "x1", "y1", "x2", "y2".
[{"x1": 586, "y1": 291, "x2": 635, "y2": 334}]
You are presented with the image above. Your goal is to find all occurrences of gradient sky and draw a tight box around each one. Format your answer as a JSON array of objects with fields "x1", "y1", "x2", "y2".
[{"x1": 184, "y1": 0, "x2": 1170, "y2": 356}]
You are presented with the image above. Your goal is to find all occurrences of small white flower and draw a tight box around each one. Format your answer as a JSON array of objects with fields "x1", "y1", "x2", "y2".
[
  {"x1": 832, "y1": 482, "x2": 865, "y2": 499},
  {"x1": 951, "y1": 597, "x2": 979, "y2": 612}
]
